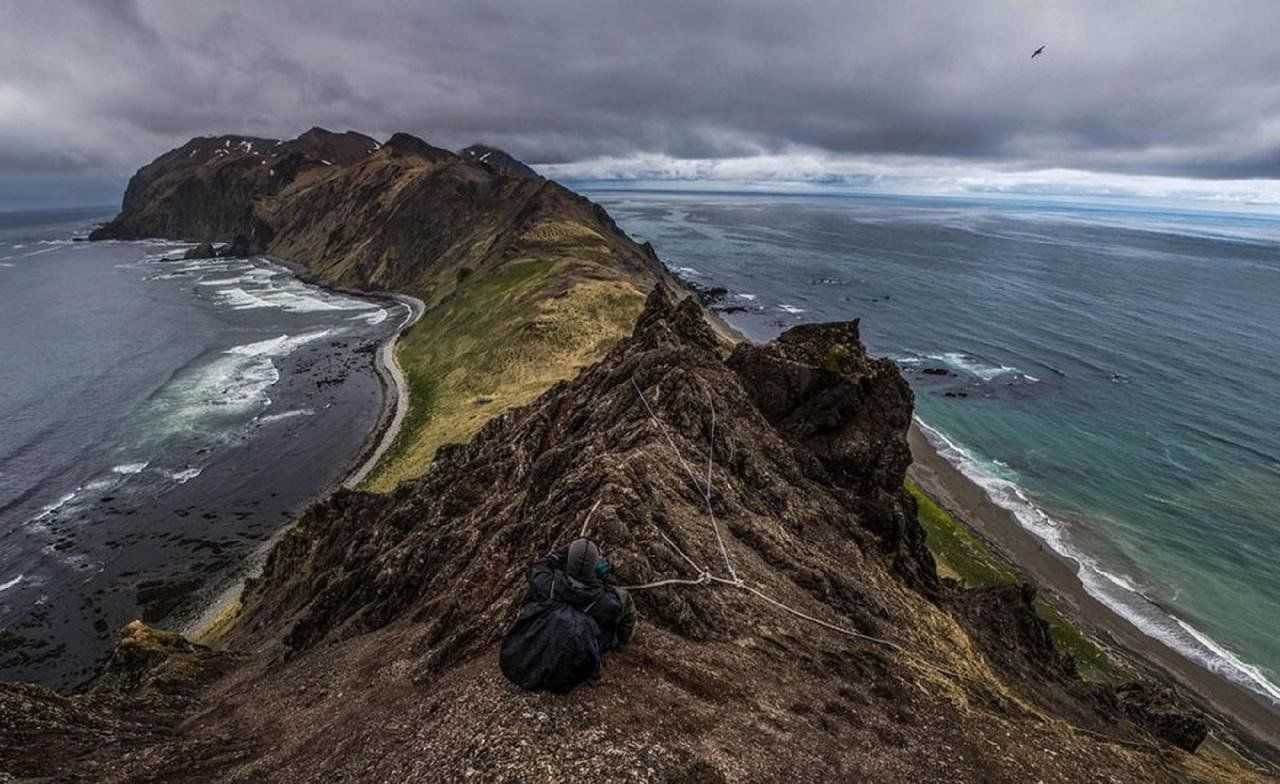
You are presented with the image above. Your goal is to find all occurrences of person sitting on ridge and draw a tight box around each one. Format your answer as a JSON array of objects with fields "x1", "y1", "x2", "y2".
[{"x1": 499, "y1": 538, "x2": 636, "y2": 693}]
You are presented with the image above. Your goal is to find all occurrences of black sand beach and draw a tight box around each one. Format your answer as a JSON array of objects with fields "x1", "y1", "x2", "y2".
[{"x1": 907, "y1": 424, "x2": 1280, "y2": 764}]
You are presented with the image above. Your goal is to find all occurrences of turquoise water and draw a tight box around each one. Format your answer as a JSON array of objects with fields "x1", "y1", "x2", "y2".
[{"x1": 590, "y1": 189, "x2": 1280, "y2": 705}]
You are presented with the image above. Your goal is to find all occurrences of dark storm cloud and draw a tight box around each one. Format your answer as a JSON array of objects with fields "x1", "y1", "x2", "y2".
[{"x1": 2, "y1": 0, "x2": 1279, "y2": 205}]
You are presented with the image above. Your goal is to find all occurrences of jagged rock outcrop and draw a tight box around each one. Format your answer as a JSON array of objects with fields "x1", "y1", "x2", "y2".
[
  {"x1": 182, "y1": 241, "x2": 215, "y2": 259},
  {"x1": 0, "y1": 621, "x2": 234, "y2": 778},
  {"x1": 727, "y1": 321, "x2": 936, "y2": 593},
  {"x1": 89, "y1": 128, "x2": 380, "y2": 242},
  {"x1": 13, "y1": 125, "x2": 1258, "y2": 780},
  {"x1": 1115, "y1": 681, "x2": 1211, "y2": 752},
  {"x1": 0, "y1": 292, "x2": 1253, "y2": 781}
]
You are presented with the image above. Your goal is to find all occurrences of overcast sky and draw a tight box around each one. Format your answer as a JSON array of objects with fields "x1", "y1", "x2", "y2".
[{"x1": 3, "y1": 0, "x2": 1280, "y2": 209}]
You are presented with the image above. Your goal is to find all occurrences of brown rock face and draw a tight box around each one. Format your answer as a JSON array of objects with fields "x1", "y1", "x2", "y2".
[
  {"x1": 88, "y1": 128, "x2": 379, "y2": 241},
  {"x1": 727, "y1": 320, "x2": 937, "y2": 593},
  {"x1": 1115, "y1": 682, "x2": 1211, "y2": 752},
  {"x1": 89, "y1": 128, "x2": 670, "y2": 302},
  {"x1": 0, "y1": 621, "x2": 234, "y2": 778},
  {"x1": 0, "y1": 291, "x2": 1248, "y2": 782}
]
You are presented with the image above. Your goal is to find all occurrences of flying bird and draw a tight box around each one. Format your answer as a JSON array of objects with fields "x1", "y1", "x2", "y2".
[{"x1": 1031, "y1": 45, "x2": 1046, "y2": 59}]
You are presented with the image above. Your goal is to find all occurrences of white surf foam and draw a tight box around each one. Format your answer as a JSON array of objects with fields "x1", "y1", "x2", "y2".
[
  {"x1": 778, "y1": 304, "x2": 806, "y2": 314},
  {"x1": 1174, "y1": 618, "x2": 1280, "y2": 704},
  {"x1": 924, "y1": 351, "x2": 1019, "y2": 381},
  {"x1": 257, "y1": 408, "x2": 315, "y2": 425},
  {"x1": 33, "y1": 491, "x2": 78, "y2": 520},
  {"x1": 152, "y1": 328, "x2": 338, "y2": 433},
  {"x1": 226, "y1": 329, "x2": 335, "y2": 358},
  {"x1": 167, "y1": 467, "x2": 203, "y2": 484},
  {"x1": 112, "y1": 462, "x2": 149, "y2": 475},
  {"x1": 19, "y1": 246, "x2": 58, "y2": 258},
  {"x1": 214, "y1": 287, "x2": 274, "y2": 310},
  {"x1": 0, "y1": 574, "x2": 23, "y2": 592},
  {"x1": 212, "y1": 279, "x2": 378, "y2": 314},
  {"x1": 916, "y1": 417, "x2": 1280, "y2": 707},
  {"x1": 197, "y1": 275, "x2": 254, "y2": 287},
  {"x1": 352, "y1": 308, "x2": 388, "y2": 325}
]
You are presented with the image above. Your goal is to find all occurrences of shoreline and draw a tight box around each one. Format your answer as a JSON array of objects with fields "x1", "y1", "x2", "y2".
[
  {"x1": 906, "y1": 421, "x2": 1280, "y2": 765},
  {"x1": 181, "y1": 260, "x2": 424, "y2": 641},
  {"x1": 341, "y1": 292, "x2": 424, "y2": 489}
]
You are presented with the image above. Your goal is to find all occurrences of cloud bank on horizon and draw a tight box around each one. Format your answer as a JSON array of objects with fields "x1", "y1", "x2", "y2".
[{"x1": 2, "y1": 0, "x2": 1280, "y2": 208}]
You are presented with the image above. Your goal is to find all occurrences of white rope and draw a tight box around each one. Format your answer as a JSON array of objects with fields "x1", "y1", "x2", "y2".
[
  {"x1": 700, "y1": 383, "x2": 737, "y2": 582},
  {"x1": 580, "y1": 498, "x2": 602, "y2": 537},
  {"x1": 658, "y1": 528, "x2": 708, "y2": 576},
  {"x1": 631, "y1": 378, "x2": 707, "y2": 498},
  {"x1": 626, "y1": 373, "x2": 965, "y2": 683},
  {"x1": 618, "y1": 573, "x2": 710, "y2": 591},
  {"x1": 631, "y1": 377, "x2": 736, "y2": 581}
]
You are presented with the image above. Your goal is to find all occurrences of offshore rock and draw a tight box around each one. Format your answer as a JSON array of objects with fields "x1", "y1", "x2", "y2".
[{"x1": 182, "y1": 241, "x2": 215, "y2": 259}]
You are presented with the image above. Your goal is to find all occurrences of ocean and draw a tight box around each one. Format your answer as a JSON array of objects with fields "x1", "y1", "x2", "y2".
[
  {"x1": 588, "y1": 188, "x2": 1280, "y2": 706},
  {"x1": 0, "y1": 208, "x2": 403, "y2": 690}
]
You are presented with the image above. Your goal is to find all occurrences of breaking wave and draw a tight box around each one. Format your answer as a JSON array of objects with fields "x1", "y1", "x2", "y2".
[
  {"x1": 166, "y1": 467, "x2": 203, "y2": 484},
  {"x1": 923, "y1": 351, "x2": 1019, "y2": 381},
  {"x1": 916, "y1": 418, "x2": 1280, "y2": 707},
  {"x1": 256, "y1": 408, "x2": 316, "y2": 425}
]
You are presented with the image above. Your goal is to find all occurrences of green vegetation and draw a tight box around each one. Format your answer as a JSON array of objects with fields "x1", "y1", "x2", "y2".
[
  {"x1": 907, "y1": 479, "x2": 1131, "y2": 683},
  {"x1": 361, "y1": 257, "x2": 645, "y2": 492},
  {"x1": 362, "y1": 367, "x2": 439, "y2": 490},
  {"x1": 909, "y1": 479, "x2": 1017, "y2": 588}
]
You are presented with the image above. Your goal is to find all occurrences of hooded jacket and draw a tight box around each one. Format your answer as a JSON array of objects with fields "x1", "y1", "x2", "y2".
[{"x1": 526, "y1": 549, "x2": 636, "y2": 650}]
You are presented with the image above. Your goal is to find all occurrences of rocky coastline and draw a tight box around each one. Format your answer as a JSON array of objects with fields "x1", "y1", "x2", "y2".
[{"x1": 0, "y1": 128, "x2": 1272, "y2": 781}]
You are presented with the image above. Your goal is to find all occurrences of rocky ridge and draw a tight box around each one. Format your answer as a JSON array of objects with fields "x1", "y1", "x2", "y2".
[
  {"x1": 0, "y1": 290, "x2": 1260, "y2": 782},
  {"x1": 0, "y1": 128, "x2": 1265, "y2": 781},
  {"x1": 461, "y1": 144, "x2": 544, "y2": 180},
  {"x1": 91, "y1": 127, "x2": 685, "y2": 487}
]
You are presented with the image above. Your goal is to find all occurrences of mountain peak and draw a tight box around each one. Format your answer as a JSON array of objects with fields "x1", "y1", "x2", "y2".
[
  {"x1": 460, "y1": 144, "x2": 542, "y2": 179},
  {"x1": 382, "y1": 132, "x2": 454, "y2": 162}
]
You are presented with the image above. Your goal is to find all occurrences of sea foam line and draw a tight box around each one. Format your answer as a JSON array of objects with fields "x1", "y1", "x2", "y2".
[{"x1": 915, "y1": 417, "x2": 1280, "y2": 706}]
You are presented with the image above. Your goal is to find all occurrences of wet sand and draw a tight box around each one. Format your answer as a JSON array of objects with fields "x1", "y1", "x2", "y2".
[
  {"x1": 344, "y1": 292, "x2": 424, "y2": 488},
  {"x1": 907, "y1": 423, "x2": 1280, "y2": 766}
]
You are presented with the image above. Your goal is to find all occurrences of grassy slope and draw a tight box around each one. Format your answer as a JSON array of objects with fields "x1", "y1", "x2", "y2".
[
  {"x1": 361, "y1": 255, "x2": 646, "y2": 492},
  {"x1": 906, "y1": 479, "x2": 1131, "y2": 684},
  {"x1": 908, "y1": 480, "x2": 1261, "y2": 766}
]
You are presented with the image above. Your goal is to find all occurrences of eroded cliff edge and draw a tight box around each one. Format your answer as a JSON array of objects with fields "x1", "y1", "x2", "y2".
[
  {"x1": 0, "y1": 129, "x2": 1264, "y2": 781},
  {"x1": 0, "y1": 287, "x2": 1260, "y2": 782}
]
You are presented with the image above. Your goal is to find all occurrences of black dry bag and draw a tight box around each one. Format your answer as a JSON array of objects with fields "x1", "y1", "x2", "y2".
[{"x1": 499, "y1": 583, "x2": 602, "y2": 694}]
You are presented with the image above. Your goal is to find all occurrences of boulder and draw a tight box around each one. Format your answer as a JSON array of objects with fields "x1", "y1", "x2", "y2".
[{"x1": 182, "y1": 242, "x2": 215, "y2": 259}]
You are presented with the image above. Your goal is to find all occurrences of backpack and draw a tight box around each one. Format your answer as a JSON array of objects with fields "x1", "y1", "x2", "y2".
[{"x1": 499, "y1": 577, "x2": 603, "y2": 693}]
